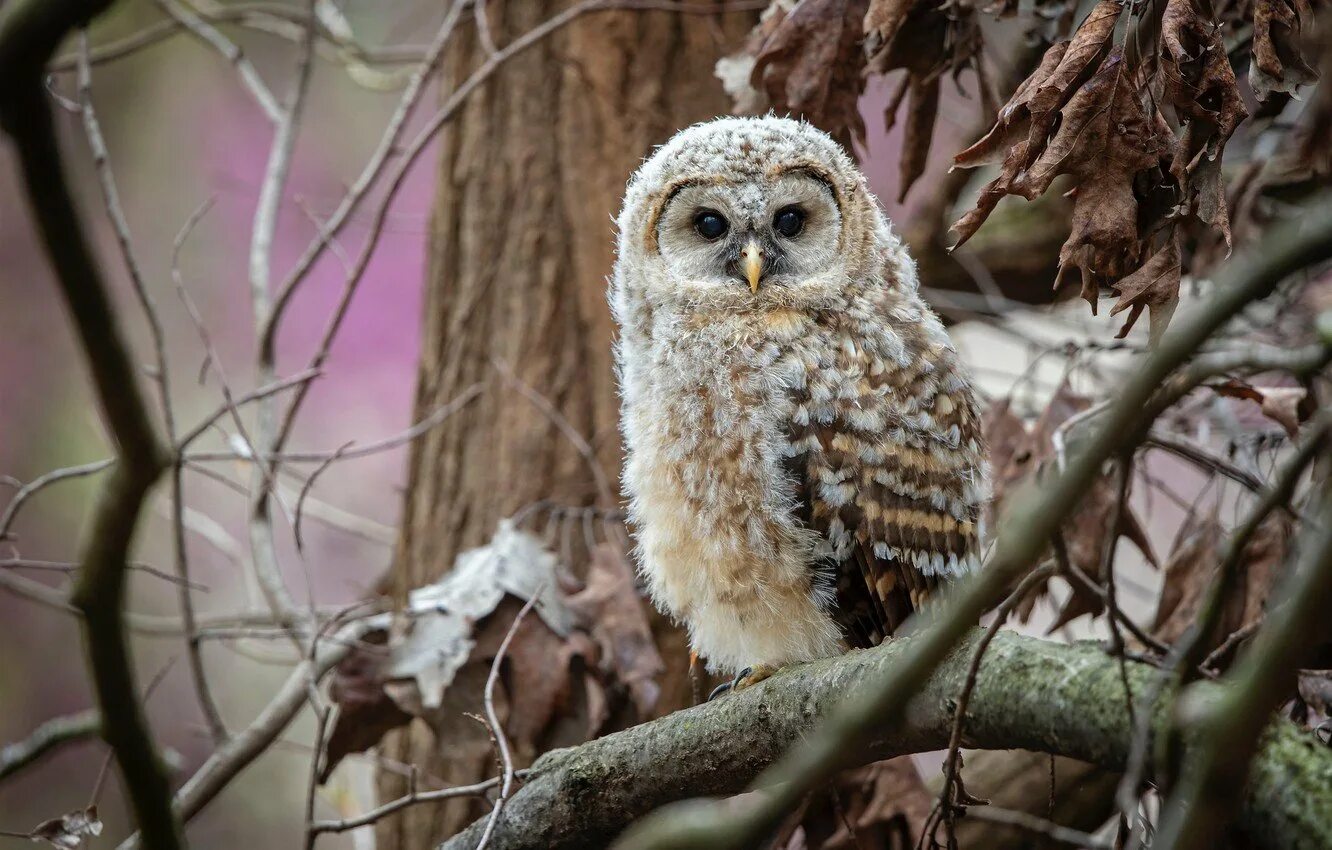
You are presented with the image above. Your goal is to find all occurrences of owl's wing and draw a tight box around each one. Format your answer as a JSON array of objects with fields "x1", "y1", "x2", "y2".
[{"x1": 786, "y1": 332, "x2": 986, "y2": 648}]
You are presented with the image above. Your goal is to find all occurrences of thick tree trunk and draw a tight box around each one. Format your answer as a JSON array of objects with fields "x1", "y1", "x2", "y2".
[{"x1": 381, "y1": 4, "x2": 754, "y2": 846}]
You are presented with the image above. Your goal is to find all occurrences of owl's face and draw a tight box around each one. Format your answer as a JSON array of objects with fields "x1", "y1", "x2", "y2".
[
  {"x1": 654, "y1": 168, "x2": 843, "y2": 297},
  {"x1": 615, "y1": 118, "x2": 894, "y2": 319}
]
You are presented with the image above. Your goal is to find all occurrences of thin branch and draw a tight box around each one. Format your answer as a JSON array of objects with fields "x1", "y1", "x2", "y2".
[
  {"x1": 244, "y1": 0, "x2": 320, "y2": 637},
  {"x1": 1, "y1": 558, "x2": 207, "y2": 591},
  {"x1": 0, "y1": 709, "x2": 100, "y2": 784},
  {"x1": 311, "y1": 777, "x2": 501, "y2": 834},
  {"x1": 155, "y1": 0, "x2": 283, "y2": 122},
  {"x1": 961, "y1": 805, "x2": 1113, "y2": 849},
  {"x1": 187, "y1": 383, "x2": 485, "y2": 463},
  {"x1": 176, "y1": 368, "x2": 322, "y2": 449},
  {"x1": 77, "y1": 30, "x2": 229, "y2": 746},
  {"x1": 930, "y1": 562, "x2": 1057, "y2": 846},
  {"x1": 0, "y1": 459, "x2": 115, "y2": 541},
  {"x1": 0, "y1": 1, "x2": 181, "y2": 844},
  {"x1": 476, "y1": 592, "x2": 541, "y2": 850}
]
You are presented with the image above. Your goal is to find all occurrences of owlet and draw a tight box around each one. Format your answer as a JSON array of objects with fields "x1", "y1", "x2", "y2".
[{"x1": 611, "y1": 117, "x2": 987, "y2": 689}]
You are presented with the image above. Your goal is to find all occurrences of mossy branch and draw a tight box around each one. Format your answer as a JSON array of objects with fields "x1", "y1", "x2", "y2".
[{"x1": 437, "y1": 630, "x2": 1332, "y2": 850}]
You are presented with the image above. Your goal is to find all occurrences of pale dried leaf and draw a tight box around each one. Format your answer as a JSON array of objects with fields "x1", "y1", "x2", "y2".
[{"x1": 27, "y1": 807, "x2": 102, "y2": 849}]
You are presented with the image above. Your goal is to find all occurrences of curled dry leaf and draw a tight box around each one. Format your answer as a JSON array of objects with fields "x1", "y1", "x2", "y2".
[
  {"x1": 25, "y1": 807, "x2": 102, "y2": 849},
  {"x1": 1153, "y1": 512, "x2": 1290, "y2": 654},
  {"x1": 984, "y1": 383, "x2": 1156, "y2": 627},
  {"x1": 1210, "y1": 379, "x2": 1311, "y2": 438},
  {"x1": 1161, "y1": 0, "x2": 1248, "y2": 255},
  {"x1": 567, "y1": 543, "x2": 666, "y2": 717},
  {"x1": 1296, "y1": 670, "x2": 1332, "y2": 739},
  {"x1": 780, "y1": 757, "x2": 933, "y2": 848},
  {"x1": 749, "y1": 0, "x2": 872, "y2": 149},
  {"x1": 322, "y1": 630, "x2": 409, "y2": 783},
  {"x1": 321, "y1": 522, "x2": 666, "y2": 781},
  {"x1": 865, "y1": 0, "x2": 984, "y2": 200},
  {"x1": 1251, "y1": 0, "x2": 1320, "y2": 100},
  {"x1": 715, "y1": 0, "x2": 797, "y2": 114},
  {"x1": 1109, "y1": 235, "x2": 1182, "y2": 344},
  {"x1": 949, "y1": 0, "x2": 1262, "y2": 341}
]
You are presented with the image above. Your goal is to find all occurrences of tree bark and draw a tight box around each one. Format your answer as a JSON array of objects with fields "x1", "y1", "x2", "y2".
[
  {"x1": 383, "y1": 4, "x2": 754, "y2": 846},
  {"x1": 438, "y1": 630, "x2": 1332, "y2": 850}
]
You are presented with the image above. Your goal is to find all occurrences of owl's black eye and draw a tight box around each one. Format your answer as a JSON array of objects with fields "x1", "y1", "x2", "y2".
[
  {"x1": 773, "y1": 206, "x2": 805, "y2": 238},
  {"x1": 694, "y1": 210, "x2": 728, "y2": 240}
]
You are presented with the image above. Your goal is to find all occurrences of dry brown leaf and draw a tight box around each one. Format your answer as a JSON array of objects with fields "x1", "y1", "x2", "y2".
[
  {"x1": 750, "y1": 0, "x2": 871, "y2": 148},
  {"x1": 866, "y1": 0, "x2": 984, "y2": 199},
  {"x1": 984, "y1": 384, "x2": 1156, "y2": 626},
  {"x1": 323, "y1": 629, "x2": 411, "y2": 783},
  {"x1": 1162, "y1": 0, "x2": 1248, "y2": 153},
  {"x1": 1153, "y1": 513, "x2": 1289, "y2": 652},
  {"x1": 1251, "y1": 0, "x2": 1320, "y2": 100},
  {"x1": 788, "y1": 757, "x2": 933, "y2": 848},
  {"x1": 25, "y1": 807, "x2": 102, "y2": 849},
  {"x1": 1109, "y1": 235, "x2": 1182, "y2": 343},
  {"x1": 1297, "y1": 670, "x2": 1332, "y2": 738},
  {"x1": 898, "y1": 74, "x2": 941, "y2": 202},
  {"x1": 474, "y1": 598, "x2": 583, "y2": 762},
  {"x1": 567, "y1": 543, "x2": 666, "y2": 717},
  {"x1": 950, "y1": 2, "x2": 1131, "y2": 249},
  {"x1": 1211, "y1": 379, "x2": 1311, "y2": 437}
]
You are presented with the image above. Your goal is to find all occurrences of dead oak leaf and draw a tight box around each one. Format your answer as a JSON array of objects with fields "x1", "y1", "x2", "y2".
[
  {"x1": 566, "y1": 543, "x2": 666, "y2": 717},
  {"x1": 1211, "y1": 379, "x2": 1310, "y2": 437},
  {"x1": 950, "y1": 0, "x2": 1125, "y2": 248},
  {"x1": 322, "y1": 629, "x2": 410, "y2": 783},
  {"x1": 1251, "y1": 0, "x2": 1320, "y2": 100},
  {"x1": 1109, "y1": 234, "x2": 1182, "y2": 343},
  {"x1": 1162, "y1": 0, "x2": 1247, "y2": 151},
  {"x1": 750, "y1": 0, "x2": 871, "y2": 149},
  {"x1": 1153, "y1": 513, "x2": 1289, "y2": 653},
  {"x1": 984, "y1": 384, "x2": 1156, "y2": 626},
  {"x1": 24, "y1": 807, "x2": 102, "y2": 849}
]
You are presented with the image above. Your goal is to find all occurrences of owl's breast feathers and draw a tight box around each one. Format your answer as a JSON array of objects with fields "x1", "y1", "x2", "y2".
[
  {"x1": 784, "y1": 298, "x2": 987, "y2": 648},
  {"x1": 622, "y1": 287, "x2": 986, "y2": 671}
]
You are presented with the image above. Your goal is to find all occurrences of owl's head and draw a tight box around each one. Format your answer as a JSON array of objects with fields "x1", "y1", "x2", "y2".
[{"x1": 614, "y1": 116, "x2": 896, "y2": 313}]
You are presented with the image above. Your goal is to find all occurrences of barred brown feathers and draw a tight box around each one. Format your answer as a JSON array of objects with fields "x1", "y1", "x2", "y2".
[{"x1": 611, "y1": 117, "x2": 987, "y2": 676}]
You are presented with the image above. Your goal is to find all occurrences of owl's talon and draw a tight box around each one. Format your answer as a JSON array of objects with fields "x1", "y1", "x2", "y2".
[
  {"x1": 708, "y1": 663, "x2": 780, "y2": 700},
  {"x1": 707, "y1": 680, "x2": 734, "y2": 701}
]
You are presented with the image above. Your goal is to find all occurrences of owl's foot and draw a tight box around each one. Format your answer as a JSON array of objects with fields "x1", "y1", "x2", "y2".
[{"x1": 706, "y1": 663, "x2": 780, "y2": 701}]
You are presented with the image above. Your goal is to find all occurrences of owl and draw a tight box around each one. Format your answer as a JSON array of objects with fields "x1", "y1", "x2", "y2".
[{"x1": 610, "y1": 117, "x2": 987, "y2": 691}]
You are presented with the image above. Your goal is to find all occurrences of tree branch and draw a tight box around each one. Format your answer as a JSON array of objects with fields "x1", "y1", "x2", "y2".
[
  {"x1": 437, "y1": 630, "x2": 1332, "y2": 850},
  {"x1": 0, "y1": 1, "x2": 181, "y2": 847}
]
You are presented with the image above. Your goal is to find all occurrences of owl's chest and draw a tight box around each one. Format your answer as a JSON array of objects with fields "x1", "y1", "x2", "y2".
[{"x1": 626, "y1": 312, "x2": 831, "y2": 527}]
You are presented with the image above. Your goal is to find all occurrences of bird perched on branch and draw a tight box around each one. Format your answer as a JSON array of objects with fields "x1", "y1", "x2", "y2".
[{"x1": 611, "y1": 117, "x2": 987, "y2": 692}]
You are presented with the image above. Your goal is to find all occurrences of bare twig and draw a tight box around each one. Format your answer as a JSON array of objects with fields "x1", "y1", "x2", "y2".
[
  {"x1": 155, "y1": 0, "x2": 283, "y2": 122},
  {"x1": 312, "y1": 777, "x2": 502, "y2": 834},
  {"x1": 0, "y1": 459, "x2": 114, "y2": 541},
  {"x1": 77, "y1": 31, "x2": 229, "y2": 745},
  {"x1": 476, "y1": 592, "x2": 542, "y2": 850},
  {"x1": 930, "y1": 562, "x2": 1057, "y2": 847},
  {"x1": 960, "y1": 805, "x2": 1113, "y2": 849},
  {"x1": 0, "y1": 709, "x2": 100, "y2": 784},
  {"x1": 187, "y1": 383, "x2": 485, "y2": 463}
]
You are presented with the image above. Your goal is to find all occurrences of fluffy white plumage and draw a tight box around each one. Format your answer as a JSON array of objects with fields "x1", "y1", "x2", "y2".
[{"x1": 611, "y1": 117, "x2": 986, "y2": 676}]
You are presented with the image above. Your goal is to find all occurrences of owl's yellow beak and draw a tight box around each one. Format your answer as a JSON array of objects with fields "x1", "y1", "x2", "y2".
[{"x1": 741, "y1": 240, "x2": 764, "y2": 293}]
